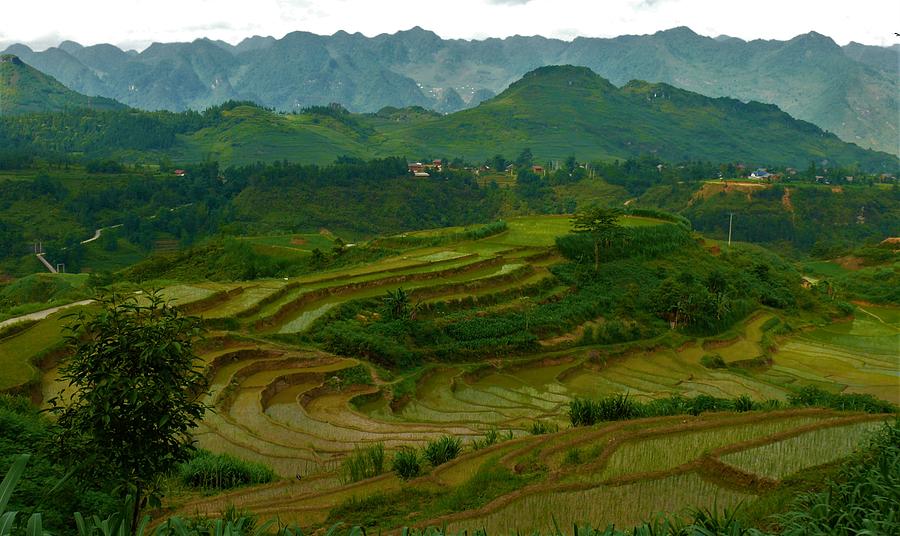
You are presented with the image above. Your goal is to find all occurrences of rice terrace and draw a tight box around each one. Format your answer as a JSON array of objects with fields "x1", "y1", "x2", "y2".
[
  {"x1": 1, "y1": 3, "x2": 900, "y2": 534},
  {"x1": 2, "y1": 208, "x2": 898, "y2": 532}
]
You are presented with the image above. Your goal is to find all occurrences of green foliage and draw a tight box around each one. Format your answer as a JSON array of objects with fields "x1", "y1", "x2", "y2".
[
  {"x1": 391, "y1": 448, "x2": 421, "y2": 481},
  {"x1": 0, "y1": 396, "x2": 116, "y2": 533},
  {"x1": 569, "y1": 390, "x2": 897, "y2": 427},
  {"x1": 571, "y1": 205, "x2": 626, "y2": 270},
  {"x1": 530, "y1": 421, "x2": 557, "y2": 435},
  {"x1": 787, "y1": 385, "x2": 898, "y2": 414},
  {"x1": 339, "y1": 444, "x2": 385, "y2": 484},
  {"x1": 177, "y1": 450, "x2": 275, "y2": 490},
  {"x1": 471, "y1": 428, "x2": 501, "y2": 451},
  {"x1": 556, "y1": 223, "x2": 693, "y2": 264},
  {"x1": 422, "y1": 436, "x2": 462, "y2": 467},
  {"x1": 382, "y1": 288, "x2": 413, "y2": 321},
  {"x1": 568, "y1": 394, "x2": 639, "y2": 426},
  {"x1": 48, "y1": 292, "x2": 207, "y2": 531},
  {"x1": 700, "y1": 354, "x2": 727, "y2": 369}
]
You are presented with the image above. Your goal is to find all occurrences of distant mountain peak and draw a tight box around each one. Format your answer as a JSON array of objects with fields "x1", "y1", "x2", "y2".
[{"x1": 59, "y1": 40, "x2": 84, "y2": 53}]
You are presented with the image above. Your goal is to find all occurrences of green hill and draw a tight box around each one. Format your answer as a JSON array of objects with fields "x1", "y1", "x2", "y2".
[
  {"x1": 1, "y1": 65, "x2": 896, "y2": 171},
  {"x1": 374, "y1": 66, "x2": 895, "y2": 169},
  {"x1": 0, "y1": 55, "x2": 124, "y2": 115}
]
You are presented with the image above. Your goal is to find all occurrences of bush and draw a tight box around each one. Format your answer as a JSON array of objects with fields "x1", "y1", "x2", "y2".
[
  {"x1": 340, "y1": 443, "x2": 385, "y2": 483},
  {"x1": 422, "y1": 436, "x2": 462, "y2": 467},
  {"x1": 391, "y1": 448, "x2": 421, "y2": 480},
  {"x1": 178, "y1": 450, "x2": 276, "y2": 490},
  {"x1": 788, "y1": 385, "x2": 898, "y2": 414},
  {"x1": 700, "y1": 353, "x2": 727, "y2": 369}
]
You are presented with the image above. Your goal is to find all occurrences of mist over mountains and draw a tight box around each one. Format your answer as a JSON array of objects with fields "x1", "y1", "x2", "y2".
[{"x1": 3, "y1": 26, "x2": 898, "y2": 154}]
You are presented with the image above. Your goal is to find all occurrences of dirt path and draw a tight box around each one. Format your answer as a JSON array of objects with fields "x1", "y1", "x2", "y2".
[
  {"x1": 0, "y1": 300, "x2": 94, "y2": 330},
  {"x1": 855, "y1": 306, "x2": 899, "y2": 331},
  {"x1": 80, "y1": 224, "x2": 123, "y2": 245}
]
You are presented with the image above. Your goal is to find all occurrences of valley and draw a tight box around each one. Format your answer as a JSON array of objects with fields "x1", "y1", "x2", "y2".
[{"x1": 0, "y1": 12, "x2": 898, "y2": 534}]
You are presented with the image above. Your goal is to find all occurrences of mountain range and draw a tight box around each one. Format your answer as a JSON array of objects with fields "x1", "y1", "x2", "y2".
[
  {"x1": 3, "y1": 27, "x2": 897, "y2": 155},
  {"x1": 0, "y1": 54, "x2": 123, "y2": 114},
  {"x1": 2, "y1": 57, "x2": 894, "y2": 170}
]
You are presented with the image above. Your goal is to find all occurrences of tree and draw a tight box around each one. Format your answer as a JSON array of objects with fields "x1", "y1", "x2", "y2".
[
  {"x1": 490, "y1": 154, "x2": 507, "y2": 173},
  {"x1": 382, "y1": 287, "x2": 420, "y2": 320},
  {"x1": 49, "y1": 292, "x2": 207, "y2": 532},
  {"x1": 572, "y1": 205, "x2": 625, "y2": 271},
  {"x1": 515, "y1": 148, "x2": 534, "y2": 169}
]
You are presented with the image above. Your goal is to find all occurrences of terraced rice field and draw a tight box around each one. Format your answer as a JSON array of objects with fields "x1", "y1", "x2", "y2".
[
  {"x1": 719, "y1": 419, "x2": 887, "y2": 479},
  {"x1": 2, "y1": 216, "x2": 897, "y2": 531},
  {"x1": 445, "y1": 472, "x2": 752, "y2": 533}
]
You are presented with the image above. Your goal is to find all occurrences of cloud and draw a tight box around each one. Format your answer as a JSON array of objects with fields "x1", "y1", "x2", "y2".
[{"x1": 487, "y1": 0, "x2": 535, "y2": 5}]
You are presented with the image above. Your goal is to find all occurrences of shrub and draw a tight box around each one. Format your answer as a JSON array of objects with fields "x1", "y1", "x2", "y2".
[
  {"x1": 700, "y1": 353, "x2": 727, "y2": 369},
  {"x1": 423, "y1": 436, "x2": 462, "y2": 467},
  {"x1": 178, "y1": 450, "x2": 276, "y2": 490},
  {"x1": 391, "y1": 448, "x2": 421, "y2": 480},
  {"x1": 788, "y1": 385, "x2": 897, "y2": 414}
]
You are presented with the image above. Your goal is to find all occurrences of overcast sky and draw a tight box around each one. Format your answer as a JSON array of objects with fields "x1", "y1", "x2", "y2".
[{"x1": 2, "y1": 0, "x2": 898, "y2": 52}]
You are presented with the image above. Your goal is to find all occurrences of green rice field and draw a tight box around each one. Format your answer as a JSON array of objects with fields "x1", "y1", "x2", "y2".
[{"x1": 1, "y1": 214, "x2": 897, "y2": 531}]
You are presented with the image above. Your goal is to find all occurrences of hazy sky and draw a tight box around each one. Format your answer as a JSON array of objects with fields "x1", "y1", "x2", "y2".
[{"x1": 2, "y1": 0, "x2": 898, "y2": 51}]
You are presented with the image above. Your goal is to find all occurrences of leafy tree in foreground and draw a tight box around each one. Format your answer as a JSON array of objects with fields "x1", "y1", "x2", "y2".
[
  {"x1": 571, "y1": 205, "x2": 626, "y2": 271},
  {"x1": 48, "y1": 292, "x2": 207, "y2": 533}
]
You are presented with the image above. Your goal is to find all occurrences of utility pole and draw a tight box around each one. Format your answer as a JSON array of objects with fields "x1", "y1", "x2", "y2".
[{"x1": 727, "y1": 213, "x2": 734, "y2": 247}]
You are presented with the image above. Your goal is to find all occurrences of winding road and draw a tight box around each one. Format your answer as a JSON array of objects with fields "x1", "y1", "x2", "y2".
[{"x1": 0, "y1": 300, "x2": 95, "y2": 330}]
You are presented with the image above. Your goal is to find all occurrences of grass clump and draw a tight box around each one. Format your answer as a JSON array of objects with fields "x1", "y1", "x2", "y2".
[
  {"x1": 423, "y1": 436, "x2": 462, "y2": 467},
  {"x1": 569, "y1": 394, "x2": 639, "y2": 426},
  {"x1": 178, "y1": 450, "x2": 276, "y2": 490},
  {"x1": 340, "y1": 443, "x2": 385, "y2": 484},
  {"x1": 472, "y1": 428, "x2": 500, "y2": 450},
  {"x1": 392, "y1": 448, "x2": 421, "y2": 480},
  {"x1": 530, "y1": 421, "x2": 557, "y2": 435}
]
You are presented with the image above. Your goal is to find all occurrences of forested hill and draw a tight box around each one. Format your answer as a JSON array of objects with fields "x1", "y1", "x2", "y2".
[
  {"x1": 376, "y1": 66, "x2": 897, "y2": 169},
  {"x1": 4, "y1": 27, "x2": 896, "y2": 154},
  {"x1": 0, "y1": 55, "x2": 125, "y2": 115},
  {"x1": 1, "y1": 66, "x2": 896, "y2": 171}
]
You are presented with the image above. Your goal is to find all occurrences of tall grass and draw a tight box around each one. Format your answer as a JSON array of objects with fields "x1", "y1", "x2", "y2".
[
  {"x1": 423, "y1": 436, "x2": 462, "y2": 467},
  {"x1": 340, "y1": 443, "x2": 385, "y2": 484},
  {"x1": 392, "y1": 448, "x2": 421, "y2": 480},
  {"x1": 178, "y1": 450, "x2": 276, "y2": 490}
]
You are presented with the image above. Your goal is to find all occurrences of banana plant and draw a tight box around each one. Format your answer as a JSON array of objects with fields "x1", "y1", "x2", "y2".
[{"x1": 1, "y1": 455, "x2": 49, "y2": 536}]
